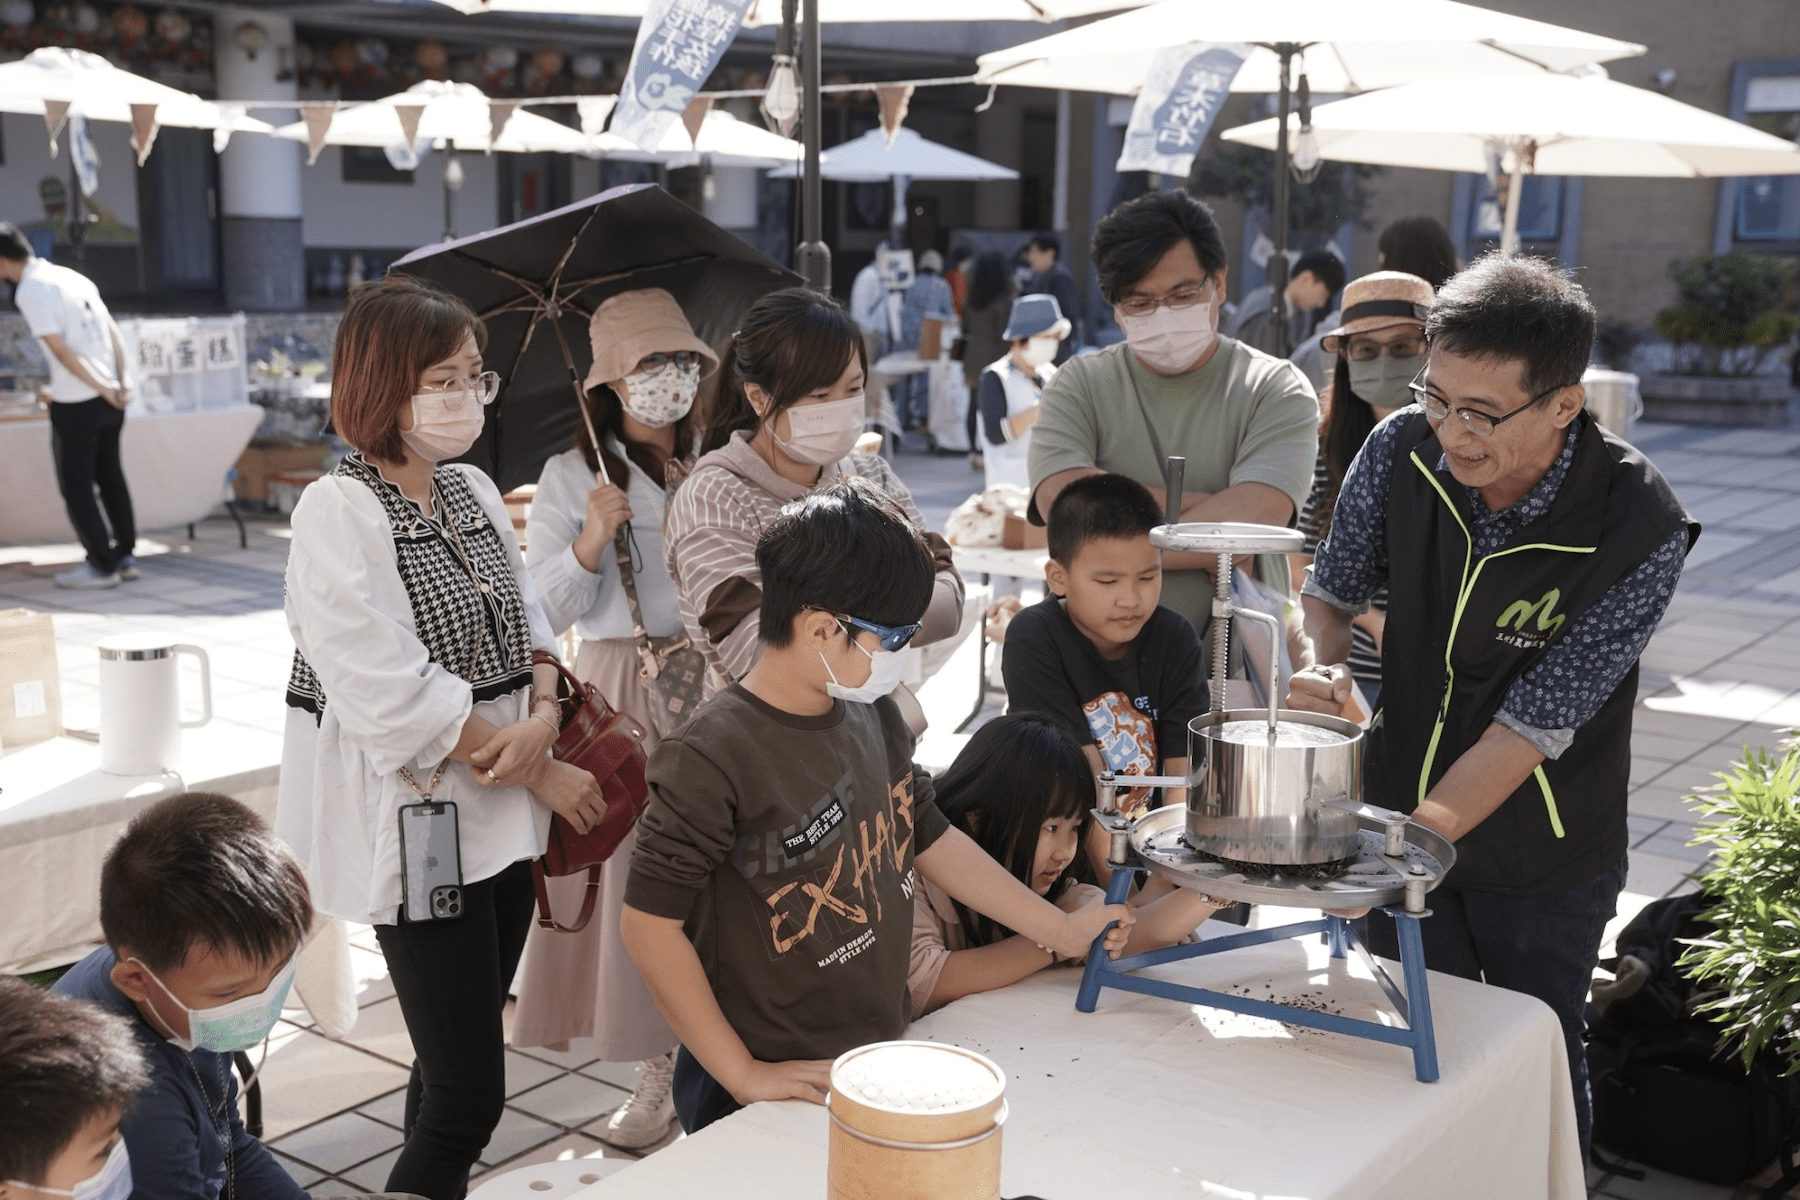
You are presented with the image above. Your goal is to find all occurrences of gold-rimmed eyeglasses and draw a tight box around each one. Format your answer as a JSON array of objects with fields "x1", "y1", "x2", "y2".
[{"x1": 417, "y1": 370, "x2": 501, "y2": 410}]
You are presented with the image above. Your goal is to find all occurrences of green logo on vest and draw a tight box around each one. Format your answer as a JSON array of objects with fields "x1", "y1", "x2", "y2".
[{"x1": 1496, "y1": 589, "x2": 1566, "y2": 648}]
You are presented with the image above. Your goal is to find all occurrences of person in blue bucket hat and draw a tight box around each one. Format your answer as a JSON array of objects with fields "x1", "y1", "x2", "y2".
[{"x1": 977, "y1": 294, "x2": 1071, "y2": 492}]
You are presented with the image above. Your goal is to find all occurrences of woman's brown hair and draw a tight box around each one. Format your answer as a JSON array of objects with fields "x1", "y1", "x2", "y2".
[
  {"x1": 331, "y1": 275, "x2": 486, "y2": 464},
  {"x1": 700, "y1": 287, "x2": 866, "y2": 455}
]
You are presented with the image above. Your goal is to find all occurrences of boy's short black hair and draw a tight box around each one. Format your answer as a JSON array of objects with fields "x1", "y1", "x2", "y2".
[
  {"x1": 1293, "y1": 250, "x2": 1346, "y2": 298},
  {"x1": 757, "y1": 477, "x2": 936, "y2": 648},
  {"x1": 1027, "y1": 232, "x2": 1061, "y2": 258},
  {"x1": 0, "y1": 977, "x2": 149, "y2": 1185},
  {"x1": 1047, "y1": 473, "x2": 1164, "y2": 565},
  {"x1": 1092, "y1": 189, "x2": 1228, "y2": 305},
  {"x1": 1425, "y1": 252, "x2": 1596, "y2": 398},
  {"x1": 0, "y1": 222, "x2": 32, "y2": 263},
  {"x1": 99, "y1": 791, "x2": 313, "y2": 973}
]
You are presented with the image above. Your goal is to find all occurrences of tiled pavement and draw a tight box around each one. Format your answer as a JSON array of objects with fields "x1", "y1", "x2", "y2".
[{"x1": 4, "y1": 419, "x2": 1798, "y2": 1198}]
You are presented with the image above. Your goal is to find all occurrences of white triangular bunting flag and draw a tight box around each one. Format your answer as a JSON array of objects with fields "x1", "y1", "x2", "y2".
[
  {"x1": 301, "y1": 104, "x2": 335, "y2": 166},
  {"x1": 394, "y1": 103, "x2": 425, "y2": 147},
  {"x1": 129, "y1": 103, "x2": 160, "y2": 165},
  {"x1": 213, "y1": 104, "x2": 244, "y2": 154},
  {"x1": 487, "y1": 101, "x2": 518, "y2": 153},
  {"x1": 577, "y1": 96, "x2": 616, "y2": 137},
  {"x1": 681, "y1": 97, "x2": 711, "y2": 149},
  {"x1": 877, "y1": 85, "x2": 913, "y2": 146},
  {"x1": 43, "y1": 99, "x2": 70, "y2": 157}
]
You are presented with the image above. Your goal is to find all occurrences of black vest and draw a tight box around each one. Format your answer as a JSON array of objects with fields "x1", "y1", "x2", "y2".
[{"x1": 1367, "y1": 411, "x2": 1698, "y2": 896}]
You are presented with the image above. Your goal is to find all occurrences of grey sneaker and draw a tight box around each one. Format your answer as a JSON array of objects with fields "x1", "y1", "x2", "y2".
[
  {"x1": 54, "y1": 564, "x2": 120, "y2": 589},
  {"x1": 595, "y1": 1052, "x2": 677, "y2": 1149},
  {"x1": 116, "y1": 555, "x2": 140, "y2": 581}
]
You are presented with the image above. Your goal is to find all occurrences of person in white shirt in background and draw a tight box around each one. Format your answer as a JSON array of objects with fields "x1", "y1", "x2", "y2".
[
  {"x1": 510, "y1": 288, "x2": 717, "y2": 1151},
  {"x1": 278, "y1": 276, "x2": 604, "y2": 1200},
  {"x1": 978, "y1": 293, "x2": 1069, "y2": 493},
  {"x1": 0, "y1": 221, "x2": 137, "y2": 589}
]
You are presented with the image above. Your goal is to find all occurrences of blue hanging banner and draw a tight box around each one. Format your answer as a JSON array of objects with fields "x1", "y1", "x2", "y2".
[
  {"x1": 611, "y1": 0, "x2": 753, "y2": 153},
  {"x1": 69, "y1": 112, "x2": 101, "y2": 198},
  {"x1": 1117, "y1": 42, "x2": 1250, "y2": 177}
]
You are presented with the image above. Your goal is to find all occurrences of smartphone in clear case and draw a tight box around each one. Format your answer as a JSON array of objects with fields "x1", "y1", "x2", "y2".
[{"x1": 398, "y1": 801, "x2": 464, "y2": 922}]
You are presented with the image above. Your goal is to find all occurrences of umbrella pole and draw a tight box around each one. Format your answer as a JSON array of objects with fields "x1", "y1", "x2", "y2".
[
  {"x1": 795, "y1": 0, "x2": 830, "y2": 293},
  {"x1": 1499, "y1": 154, "x2": 1525, "y2": 256},
  {"x1": 1267, "y1": 44, "x2": 1296, "y2": 359}
]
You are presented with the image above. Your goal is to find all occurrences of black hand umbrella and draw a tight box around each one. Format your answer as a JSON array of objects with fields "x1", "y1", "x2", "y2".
[{"x1": 391, "y1": 182, "x2": 802, "y2": 493}]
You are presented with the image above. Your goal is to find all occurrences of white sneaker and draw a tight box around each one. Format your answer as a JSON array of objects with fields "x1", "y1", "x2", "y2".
[
  {"x1": 54, "y1": 564, "x2": 120, "y2": 589},
  {"x1": 116, "y1": 555, "x2": 140, "y2": 581},
  {"x1": 596, "y1": 1052, "x2": 677, "y2": 1149}
]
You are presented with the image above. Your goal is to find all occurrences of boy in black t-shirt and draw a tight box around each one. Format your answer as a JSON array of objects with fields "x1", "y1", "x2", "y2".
[{"x1": 1003, "y1": 473, "x2": 1209, "y2": 801}]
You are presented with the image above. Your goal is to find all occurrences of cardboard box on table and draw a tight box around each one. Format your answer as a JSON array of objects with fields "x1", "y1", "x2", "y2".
[
  {"x1": 234, "y1": 440, "x2": 330, "y2": 506},
  {"x1": 0, "y1": 608, "x2": 61, "y2": 752}
]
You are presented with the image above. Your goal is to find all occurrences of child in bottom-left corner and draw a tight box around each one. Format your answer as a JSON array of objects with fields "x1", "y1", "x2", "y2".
[
  {"x1": 0, "y1": 975, "x2": 149, "y2": 1200},
  {"x1": 51, "y1": 791, "x2": 315, "y2": 1200}
]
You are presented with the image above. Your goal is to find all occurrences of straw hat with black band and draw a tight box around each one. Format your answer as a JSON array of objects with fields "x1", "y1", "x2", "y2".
[{"x1": 1318, "y1": 272, "x2": 1435, "y2": 354}]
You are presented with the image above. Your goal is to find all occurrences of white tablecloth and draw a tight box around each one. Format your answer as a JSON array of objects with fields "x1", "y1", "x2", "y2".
[
  {"x1": 578, "y1": 931, "x2": 1584, "y2": 1199},
  {"x1": 951, "y1": 545, "x2": 1050, "y2": 581},
  {"x1": 0, "y1": 405, "x2": 262, "y2": 541}
]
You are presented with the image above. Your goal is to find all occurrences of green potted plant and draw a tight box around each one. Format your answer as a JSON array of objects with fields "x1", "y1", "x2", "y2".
[
  {"x1": 1639, "y1": 251, "x2": 1799, "y2": 427},
  {"x1": 1680, "y1": 741, "x2": 1800, "y2": 1077}
]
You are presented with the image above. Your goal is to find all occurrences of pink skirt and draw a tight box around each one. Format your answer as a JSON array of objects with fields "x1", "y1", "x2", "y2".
[{"x1": 509, "y1": 637, "x2": 676, "y2": 1061}]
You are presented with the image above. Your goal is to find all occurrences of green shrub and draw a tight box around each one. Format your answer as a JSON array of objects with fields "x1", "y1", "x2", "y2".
[
  {"x1": 1679, "y1": 743, "x2": 1800, "y2": 1074},
  {"x1": 1655, "y1": 252, "x2": 1800, "y2": 377}
]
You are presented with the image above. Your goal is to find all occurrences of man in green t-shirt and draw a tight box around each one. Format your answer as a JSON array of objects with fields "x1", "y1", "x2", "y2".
[{"x1": 1028, "y1": 190, "x2": 1319, "y2": 638}]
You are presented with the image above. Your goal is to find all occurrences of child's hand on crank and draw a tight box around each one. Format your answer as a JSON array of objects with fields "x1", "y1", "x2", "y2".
[{"x1": 1053, "y1": 894, "x2": 1135, "y2": 960}]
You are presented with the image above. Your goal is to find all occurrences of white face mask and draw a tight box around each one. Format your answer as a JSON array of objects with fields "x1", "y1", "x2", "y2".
[
  {"x1": 132, "y1": 955, "x2": 296, "y2": 1055},
  {"x1": 6, "y1": 1140, "x2": 132, "y2": 1200},
  {"x1": 401, "y1": 394, "x2": 486, "y2": 462},
  {"x1": 1021, "y1": 336, "x2": 1059, "y2": 368},
  {"x1": 1116, "y1": 299, "x2": 1217, "y2": 374},
  {"x1": 619, "y1": 360, "x2": 700, "y2": 428},
  {"x1": 770, "y1": 395, "x2": 865, "y2": 466},
  {"x1": 821, "y1": 637, "x2": 908, "y2": 704}
]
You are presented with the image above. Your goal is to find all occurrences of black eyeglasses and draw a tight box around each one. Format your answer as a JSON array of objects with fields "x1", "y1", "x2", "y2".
[
  {"x1": 1344, "y1": 335, "x2": 1426, "y2": 362},
  {"x1": 810, "y1": 608, "x2": 921, "y2": 652},
  {"x1": 1409, "y1": 365, "x2": 1577, "y2": 438},
  {"x1": 1115, "y1": 282, "x2": 1215, "y2": 319},
  {"x1": 635, "y1": 351, "x2": 704, "y2": 373}
]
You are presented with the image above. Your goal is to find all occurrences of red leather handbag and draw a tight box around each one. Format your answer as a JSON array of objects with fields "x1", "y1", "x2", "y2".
[{"x1": 530, "y1": 651, "x2": 651, "y2": 933}]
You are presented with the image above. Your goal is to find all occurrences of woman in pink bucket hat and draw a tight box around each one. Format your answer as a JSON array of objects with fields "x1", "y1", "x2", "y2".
[
  {"x1": 510, "y1": 286, "x2": 718, "y2": 1151},
  {"x1": 1290, "y1": 271, "x2": 1434, "y2": 712}
]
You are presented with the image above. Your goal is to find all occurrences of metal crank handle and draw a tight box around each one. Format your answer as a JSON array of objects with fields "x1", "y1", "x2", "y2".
[
  {"x1": 1095, "y1": 769, "x2": 1191, "y2": 811},
  {"x1": 1322, "y1": 797, "x2": 1414, "y2": 857}
]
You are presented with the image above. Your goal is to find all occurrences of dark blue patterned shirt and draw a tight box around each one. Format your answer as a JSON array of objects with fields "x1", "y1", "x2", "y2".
[{"x1": 1304, "y1": 409, "x2": 1687, "y2": 758}]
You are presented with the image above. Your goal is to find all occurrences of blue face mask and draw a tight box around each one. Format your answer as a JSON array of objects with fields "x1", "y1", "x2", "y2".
[
  {"x1": 7, "y1": 1138, "x2": 133, "y2": 1200},
  {"x1": 132, "y1": 955, "x2": 295, "y2": 1055}
]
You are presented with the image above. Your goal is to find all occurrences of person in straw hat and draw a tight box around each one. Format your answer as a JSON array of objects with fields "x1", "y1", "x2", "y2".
[
  {"x1": 1287, "y1": 271, "x2": 1434, "y2": 713},
  {"x1": 509, "y1": 287, "x2": 718, "y2": 1151}
]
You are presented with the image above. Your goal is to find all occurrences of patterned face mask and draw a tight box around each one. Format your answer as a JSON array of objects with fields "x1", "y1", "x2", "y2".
[{"x1": 619, "y1": 360, "x2": 701, "y2": 428}]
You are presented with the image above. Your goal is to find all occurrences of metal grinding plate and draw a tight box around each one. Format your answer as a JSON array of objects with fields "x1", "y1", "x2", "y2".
[
  {"x1": 1127, "y1": 805, "x2": 1456, "y2": 910},
  {"x1": 1149, "y1": 522, "x2": 1307, "y2": 556}
]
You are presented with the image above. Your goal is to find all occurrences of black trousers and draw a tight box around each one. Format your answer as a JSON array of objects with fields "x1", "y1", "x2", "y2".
[
  {"x1": 672, "y1": 1046, "x2": 743, "y2": 1135},
  {"x1": 375, "y1": 860, "x2": 535, "y2": 1200},
  {"x1": 48, "y1": 397, "x2": 135, "y2": 572}
]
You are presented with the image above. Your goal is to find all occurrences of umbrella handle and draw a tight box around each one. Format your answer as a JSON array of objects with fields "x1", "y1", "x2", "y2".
[{"x1": 547, "y1": 304, "x2": 610, "y2": 487}]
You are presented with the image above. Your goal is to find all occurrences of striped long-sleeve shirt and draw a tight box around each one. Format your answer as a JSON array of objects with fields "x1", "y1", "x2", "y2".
[{"x1": 664, "y1": 430, "x2": 964, "y2": 694}]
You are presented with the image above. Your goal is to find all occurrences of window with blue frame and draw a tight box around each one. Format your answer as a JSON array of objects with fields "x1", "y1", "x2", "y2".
[
  {"x1": 1735, "y1": 73, "x2": 1800, "y2": 242},
  {"x1": 1470, "y1": 174, "x2": 1564, "y2": 243}
]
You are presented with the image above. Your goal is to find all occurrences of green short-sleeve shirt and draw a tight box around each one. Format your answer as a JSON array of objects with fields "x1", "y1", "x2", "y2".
[{"x1": 1027, "y1": 338, "x2": 1320, "y2": 631}]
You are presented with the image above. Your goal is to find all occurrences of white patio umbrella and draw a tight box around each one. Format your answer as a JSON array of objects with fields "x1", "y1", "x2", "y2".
[
  {"x1": 975, "y1": 0, "x2": 1643, "y2": 350},
  {"x1": 0, "y1": 47, "x2": 273, "y2": 143},
  {"x1": 604, "y1": 107, "x2": 808, "y2": 168},
  {"x1": 770, "y1": 126, "x2": 1017, "y2": 233},
  {"x1": 486, "y1": 0, "x2": 1150, "y2": 22},
  {"x1": 270, "y1": 80, "x2": 612, "y2": 155},
  {"x1": 1221, "y1": 68, "x2": 1800, "y2": 253}
]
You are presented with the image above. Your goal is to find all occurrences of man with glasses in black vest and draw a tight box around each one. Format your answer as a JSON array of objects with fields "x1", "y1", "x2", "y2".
[{"x1": 1289, "y1": 252, "x2": 1697, "y2": 1162}]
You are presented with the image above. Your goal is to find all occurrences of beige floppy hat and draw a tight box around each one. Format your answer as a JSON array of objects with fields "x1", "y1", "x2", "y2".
[
  {"x1": 583, "y1": 288, "x2": 720, "y2": 392},
  {"x1": 1319, "y1": 271, "x2": 1434, "y2": 354}
]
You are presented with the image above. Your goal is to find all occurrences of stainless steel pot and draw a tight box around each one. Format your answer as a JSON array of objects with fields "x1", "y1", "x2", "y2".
[{"x1": 1186, "y1": 708, "x2": 1364, "y2": 867}]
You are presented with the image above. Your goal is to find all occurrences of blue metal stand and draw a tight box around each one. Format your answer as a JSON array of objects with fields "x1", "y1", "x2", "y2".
[{"x1": 1075, "y1": 866, "x2": 1441, "y2": 1082}]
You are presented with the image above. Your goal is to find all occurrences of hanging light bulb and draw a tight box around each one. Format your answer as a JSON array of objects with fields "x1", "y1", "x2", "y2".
[
  {"x1": 761, "y1": 54, "x2": 801, "y2": 137},
  {"x1": 1290, "y1": 72, "x2": 1323, "y2": 184}
]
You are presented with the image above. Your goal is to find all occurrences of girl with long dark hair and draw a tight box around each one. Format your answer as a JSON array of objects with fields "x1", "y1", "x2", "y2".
[
  {"x1": 908, "y1": 713, "x2": 1224, "y2": 1016},
  {"x1": 667, "y1": 287, "x2": 964, "y2": 694},
  {"x1": 509, "y1": 287, "x2": 715, "y2": 1150},
  {"x1": 1291, "y1": 272, "x2": 1436, "y2": 710}
]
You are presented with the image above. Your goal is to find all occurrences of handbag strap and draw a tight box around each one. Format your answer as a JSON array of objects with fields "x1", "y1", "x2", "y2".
[
  {"x1": 612, "y1": 527, "x2": 669, "y2": 680},
  {"x1": 1122, "y1": 366, "x2": 1174, "y2": 497},
  {"x1": 532, "y1": 860, "x2": 601, "y2": 932}
]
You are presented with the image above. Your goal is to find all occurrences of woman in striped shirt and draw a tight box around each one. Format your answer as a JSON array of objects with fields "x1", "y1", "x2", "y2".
[{"x1": 665, "y1": 288, "x2": 964, "y2": 695}]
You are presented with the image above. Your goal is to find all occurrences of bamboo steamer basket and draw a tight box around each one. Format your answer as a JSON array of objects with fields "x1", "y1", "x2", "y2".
[{"x1": 827, "y1": 1041, "x2": 1007, "y2": 1200}]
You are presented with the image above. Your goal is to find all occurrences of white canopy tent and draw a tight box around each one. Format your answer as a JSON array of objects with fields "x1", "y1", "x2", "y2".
[
  {"x1": 770, "y1": 126, "x2": 1017, "y2": 233},
  {"x1": 0, "y1": 47, "x2": 273, "y2": 144},
  {"x1": 484, "y1": 0, "x2": 1152, "y2": 22},
  {"x1": 269, "y1": 80, "x2": 611, "y2": 155},
  {"x1": 603, "y1": 106, "x2": 810, "y2": 168},
  {"x1": 1221, "y1": 68, "x2": 1800, "y2": 252}
]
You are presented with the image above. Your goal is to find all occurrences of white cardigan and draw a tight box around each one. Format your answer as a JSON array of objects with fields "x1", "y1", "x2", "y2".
[
  {"x1": 277, "y1": 463, "x2": 556, "y2": 926},
  {"x1": 526, "y1": 445, "x2": 684, "y2": 642}
]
